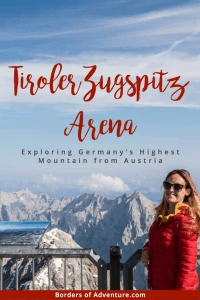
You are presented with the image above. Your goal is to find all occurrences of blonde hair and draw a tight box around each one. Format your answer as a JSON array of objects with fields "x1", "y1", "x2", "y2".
[{"x1": 155, "y1": 169, "x2": 200, "y2": 232}]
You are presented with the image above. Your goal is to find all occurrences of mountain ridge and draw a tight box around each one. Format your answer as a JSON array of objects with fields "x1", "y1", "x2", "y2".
[{"x1": 0, "y1": 189, "x2": 157, "y2": 289}]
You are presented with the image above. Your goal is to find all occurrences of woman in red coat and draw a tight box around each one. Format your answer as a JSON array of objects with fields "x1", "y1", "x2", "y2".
[{"x1": 141, "y1": 169, "x2": 200, "y2": 290}]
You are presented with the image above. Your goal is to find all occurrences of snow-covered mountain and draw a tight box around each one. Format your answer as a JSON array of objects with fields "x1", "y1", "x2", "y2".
[
  {"x1": 0, "y1": 189, "x2": 156, "y2": 262},
  {"x1": 0, "y1": 189, "x2": 157, "y2": 289},
  {"x1": 1, "y1": 189, "x2": 200, "y2": 290},
  {"x1": 3, "y1": 228, "x2": 98, "y2": 290},
  {"x1": 0, "y1": 189, "x2": 71, "y2": 225},
  {"x1": 58, "y1": 191, "x2": 155, "y2": 263}
]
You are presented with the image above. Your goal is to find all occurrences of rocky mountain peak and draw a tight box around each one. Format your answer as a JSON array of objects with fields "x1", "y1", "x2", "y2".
[
  {"x1": 3, "y1": 228, "x2": 98, "y2": 290},
  {"x1": 0, "y1": 188, "x2": 157, "y2": 289}
]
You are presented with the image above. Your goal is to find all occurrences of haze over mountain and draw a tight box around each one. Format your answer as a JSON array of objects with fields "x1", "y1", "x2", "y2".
[
  {"x1": 1, "y1": 189, "x2": 200, "y2": 290},
  {"x1": 0, "y1": 189, "x2": 156, "y2": 289}
]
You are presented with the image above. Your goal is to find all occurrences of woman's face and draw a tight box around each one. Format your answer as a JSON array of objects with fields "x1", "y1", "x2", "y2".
[{"x1": 164, "y1": 173, "x2": 191, "y2": 205}]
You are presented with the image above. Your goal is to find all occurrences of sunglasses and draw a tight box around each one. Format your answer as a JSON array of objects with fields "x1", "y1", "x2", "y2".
[{"x1": 163, "y1": 181, "x2": 185, "y2": 191}]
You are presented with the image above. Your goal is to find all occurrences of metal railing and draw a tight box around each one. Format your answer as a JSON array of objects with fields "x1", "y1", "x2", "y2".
[
  {"x1": 0, "y1": 245, "x2": 107, "y2": 290},
  {"x1": 1, "y1": 246, "x2": 200, "y2": 290}
]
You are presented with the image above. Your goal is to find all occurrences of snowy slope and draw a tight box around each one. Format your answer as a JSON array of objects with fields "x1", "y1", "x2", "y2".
[{"x1": 0, "y1": 189, "x2": 157, "y2": 289}]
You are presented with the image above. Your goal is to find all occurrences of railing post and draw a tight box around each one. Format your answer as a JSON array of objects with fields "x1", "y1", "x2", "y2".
[
  {"x1": 48, "y1": 258, "x2": 50, "y2": 290},
  {"x1": 123, "y1": 267, "x2": 133, "y2": 290},
  {"x1": 64, "y1": 258, "x2": 66, "y2": 290},
  {"x1": 16, "y1": 259, "x2": 18, "y2": 290},
  {"x1": 81, "y1": 258, "x2": 83, "y2": 290},
  {"x1": 0, "y1": 258, "x2": 2, "y2": 290},
  {"x1": 110, "y1": 246, "x2": 121, "y2": 290},
  {"x1": 32, "y1": 258, "x2": 35, "y2": 290},
  {"x1": 123, "y1": 249, "x2": 142, "y2": 290},
  {"x1": 97, "y1": 257, "x2": 107, "y2": 290}
]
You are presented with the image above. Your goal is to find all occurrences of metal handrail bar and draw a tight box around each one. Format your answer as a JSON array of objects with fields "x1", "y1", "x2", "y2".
[
  {"x1": 0, "y1": 246, "x2": 107, "y2": 290},
  {"x1": 1, "y1": 246, "x2": 200, "y2": 291},
  {"x1": 123, "y1": 248, "x2": 200, "y2": 290}
]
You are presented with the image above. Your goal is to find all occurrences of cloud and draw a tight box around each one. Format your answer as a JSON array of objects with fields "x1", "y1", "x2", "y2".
[
  {"x1": 42, "y1": 174, "x2": 59, "y2": 183},
  {"x1": 0, "y1": 3, "x2": 200, "y2": 110},
  {"x1": 1, "y1": 51, "x2": 199, "y2": 110},
  {"x1": 1, "y1": 3, "x2": 199, "y2": 41},
  {"x1": 102, "y1": 4, "x2": 199, "y2": 28},
  {"x1": 78, "y1": 173, "x2": 130, "y2": 192}
]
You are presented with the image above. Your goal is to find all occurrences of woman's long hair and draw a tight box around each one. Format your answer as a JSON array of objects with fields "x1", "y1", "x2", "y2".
[{"x1": 155, "y1": 169, "x2": 200, "y2": 232}]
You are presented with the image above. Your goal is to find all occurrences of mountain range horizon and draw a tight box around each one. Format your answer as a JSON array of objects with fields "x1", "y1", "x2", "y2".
[{"x1": 1, "y1": 188, "x2": 199, "y2": 290}]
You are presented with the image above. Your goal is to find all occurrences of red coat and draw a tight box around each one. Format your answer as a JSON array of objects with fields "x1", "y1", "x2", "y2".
[{"x1": 142, "y1": 203, "x2": 199, "y2": 290}]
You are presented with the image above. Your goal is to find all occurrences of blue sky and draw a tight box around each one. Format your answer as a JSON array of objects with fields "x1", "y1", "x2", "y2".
[{"x1": 0, "y1": 0, "x2": 200, "y2": 200}]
